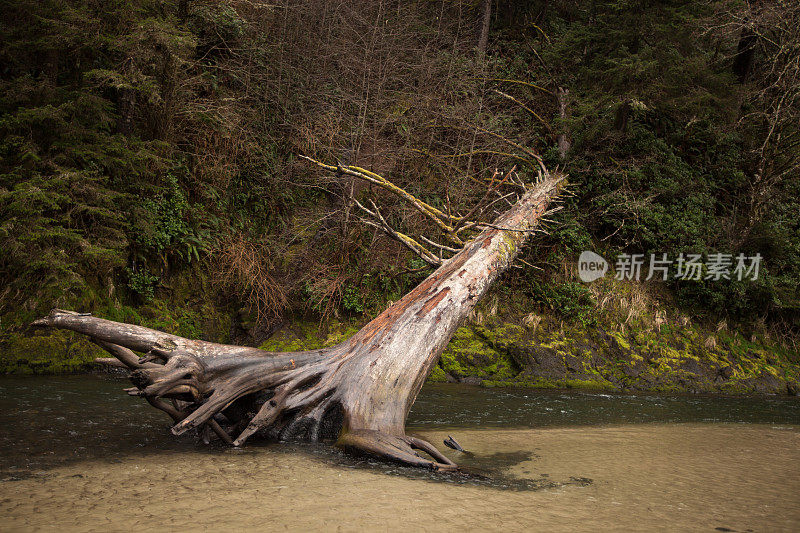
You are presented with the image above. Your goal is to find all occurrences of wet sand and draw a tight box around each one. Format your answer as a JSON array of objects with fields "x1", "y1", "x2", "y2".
[{"x1": 2, "y1": 424, "x2": 798, "y2": 532}]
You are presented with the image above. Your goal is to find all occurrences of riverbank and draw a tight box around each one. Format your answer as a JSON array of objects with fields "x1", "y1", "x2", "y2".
[
  {"x1": 2, "y1": 274, "x2": 798, "y2": 394},
  {"x1": 4, "y1": 307, "x2": 798, "y2": 396},
  {"x1": 259, "y1": 314, "x2": 800, "y2": 395}
]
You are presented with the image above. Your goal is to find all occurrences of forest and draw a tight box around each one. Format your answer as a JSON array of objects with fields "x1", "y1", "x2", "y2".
[
  {"x1": 3, "y1": 2, "x2": 800, "y2": 529},
  {"x1": 1, "y1": 0, "x2": 798, "y2": 394}
]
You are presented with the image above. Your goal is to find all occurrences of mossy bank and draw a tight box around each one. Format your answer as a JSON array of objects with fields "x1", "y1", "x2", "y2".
[
  {"x1": 9, "y1": 307, "x2": 796, "y2": 397},
  {"x1": 257, "y1": 315, "x2": 800, "y2": 396},
  {"x1": 4, "y1": 271, "x2": 799, "y2": 395}
]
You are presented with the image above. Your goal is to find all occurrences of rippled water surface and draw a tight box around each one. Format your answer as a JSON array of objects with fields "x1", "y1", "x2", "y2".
[{"x1": 1, "y1": 375, "x2": 799, "y2": 531}]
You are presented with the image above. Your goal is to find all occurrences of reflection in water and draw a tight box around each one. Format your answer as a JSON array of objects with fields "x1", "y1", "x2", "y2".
[
  {"x1": 411, "y1": 382, "x2": 800, "y2": 428},
  {"x1": 1, "y1": 375, "x2": 798, "y2": 473},
  {"x1": 0, "y1": 375, "x2": 798, "y2": 531}
]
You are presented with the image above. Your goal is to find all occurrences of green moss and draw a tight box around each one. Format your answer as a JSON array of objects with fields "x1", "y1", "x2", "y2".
[
  {"x1": 323, "y1": 324, "x2": 361, "y2": 347},
  {"x1": 610, "y1": 331, "x2": 631, "y2": 351},
  {"x1": 426, "y1": 365, "x2": 447, "y2": 383},
  {"x1": 437, "y1": 326, "x2": 519, "y2": 380},
  {"x1": 431, "y1": 309, "x2": 800, "y2": 394},
  {"x1": 258, "y1": 319, "x2": 361, "y2": 352},
  {"x1": 0, "y1": 331, "x2": 106, "y2": 374},
  {"x1": 1, "y1": 299, "x2": 235, "y2": 374},
  {"x1": 1, "y1": 270, "x2": 234, "y2": 374}
]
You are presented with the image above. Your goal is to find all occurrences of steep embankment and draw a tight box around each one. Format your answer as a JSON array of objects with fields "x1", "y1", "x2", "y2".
[
  {"x1": 257, "y1": 313, "x2": 800, "y2": 395},
  {"x1": 432, "y1": 317, "x2": 800, "y2": 395},
  {"x1": 5, "y1": 312, "x2": 799, "y2": 396}
]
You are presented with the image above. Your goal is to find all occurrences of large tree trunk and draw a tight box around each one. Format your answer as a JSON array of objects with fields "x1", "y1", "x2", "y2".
[
  {"x1": 33, "y1": 173, "x2": 564, "y2": 470},
  {"x1": 476, "y1": 0, "x2": 492, "y2": 57}
]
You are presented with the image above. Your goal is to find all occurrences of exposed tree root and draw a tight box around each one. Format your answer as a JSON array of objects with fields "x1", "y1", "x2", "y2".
[
  {"x1": 338, "y1": 430, "x2": 457, "y2": 471},
  {"x1": 31, "y1": 169, "x2": 564, "y2": 470}
]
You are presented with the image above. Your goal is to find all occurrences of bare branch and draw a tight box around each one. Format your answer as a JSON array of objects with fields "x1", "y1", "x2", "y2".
[
  {"x1": 353, "y1": 199, "x2": 442, "y2": 267},
  {"x1": 300, "y1": 155, "x2": 465, "y2": 245},
  {"x1": 492, "y1": 89, "x2": 553, "y2": 133},
  {"x1": 419, "y1": 235, "x2": 461, "y2": 254}
]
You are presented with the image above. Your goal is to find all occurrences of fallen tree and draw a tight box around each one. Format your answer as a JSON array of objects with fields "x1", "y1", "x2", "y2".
[{"x1": 33, "y1": 160, "x2": 565, "y2": 471}]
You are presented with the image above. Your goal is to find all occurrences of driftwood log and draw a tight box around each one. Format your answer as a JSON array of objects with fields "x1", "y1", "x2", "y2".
[{"x1": 33, "y1": 166, "x2": 564, "y2": 471}]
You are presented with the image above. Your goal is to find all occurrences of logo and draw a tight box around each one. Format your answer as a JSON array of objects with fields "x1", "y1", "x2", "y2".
[
  {"x1": 576, "y1": 251, "x2": 762, "y2": 283},
  {"x1": 578, "y1": 251, "x2": 608, "y2": 282}
]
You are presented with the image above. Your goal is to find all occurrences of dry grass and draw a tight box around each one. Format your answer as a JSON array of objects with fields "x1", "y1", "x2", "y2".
[
  {"x1": 522, "y1": 312, "x2": 542, "y2": 330},
  {"x1": 587, "y1": 274, "x2": 665, "y2": 328},
  {"x1": 212, "y1": 234, "x2": 287, "y2": 325},
  {"x1": 302, "y1": 264, "x2": 350, "y2": 323},
  {"x1": 488, "y1": 296, "x2": 499, "y2": 316},
  {"x1": 468, "y1": 309, "x2": 485, "y2": 325}
]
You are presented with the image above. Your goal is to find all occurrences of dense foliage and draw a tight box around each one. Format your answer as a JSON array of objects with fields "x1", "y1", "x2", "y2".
[{"x1": 1, "y1": 0, "x2": 797, "y2": 341}]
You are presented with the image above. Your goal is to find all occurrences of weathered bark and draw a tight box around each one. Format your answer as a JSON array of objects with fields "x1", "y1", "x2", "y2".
[
  {"x1": 476, "y1": 0, "x2": 492, "y2": 57},
  {"x1": 33, "y1": 172, "x2": 564, "y2": 471},
  {"x1": 556, "y1": 87, "x2": 570, "y2": 159}
]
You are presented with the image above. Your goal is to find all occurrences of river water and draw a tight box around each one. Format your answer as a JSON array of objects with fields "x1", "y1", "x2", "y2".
[{"x1": 1, "y1": 375, "x2": 799, "y2": 531}]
